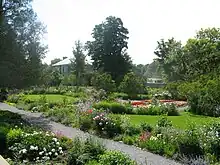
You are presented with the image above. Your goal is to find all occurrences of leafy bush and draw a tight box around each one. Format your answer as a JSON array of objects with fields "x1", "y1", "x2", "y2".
[
  {"x1": 119, "y1": 72, "x2": 146, "y2": 97},
  {"x1": 98, "y1": 150, "x2": 136, "y2": 165},
  {"x1": 122, "y1": 135, "x2": 135, "y2": 145},
  {"x1": 91, "y1": 73, "x2": 116, "y2": 93},
  {"x1": 93, "y1": 101, "x2": 133, "y2": 114},
  {"x1": 175, "y1": 128, "x2": 204, "y2": 158},
  {"x1": 109, "y1": 92, "x2": 149, "y2": 100},
  {"x1": 46, "y1": 106, "x2": 77, "y2": 126},
  {"x1": 68, "y1": 137, "x2": 105, "y2": 165},
  {"x1": 156, "y1": 117, "x2": 173, "y2": 127},
  {"x1": 79, "y1": 115, "x2": 93, "y2": 132}
]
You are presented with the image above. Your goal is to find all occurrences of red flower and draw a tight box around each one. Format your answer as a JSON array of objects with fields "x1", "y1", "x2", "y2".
[
  {"x1": 139, "y1": 131, "x2": 151, "y2": 141},
  {"x1": 87, "y1": 109, "x2": 93, "y2": 113}
]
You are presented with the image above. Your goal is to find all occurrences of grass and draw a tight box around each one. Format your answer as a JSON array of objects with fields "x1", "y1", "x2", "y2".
[
  {"x1": 23, "y1": 94, "x2": 78, "y2": 103},
  {"x1": 127, "y1": 112, "x2": 220, "y2": 129}
]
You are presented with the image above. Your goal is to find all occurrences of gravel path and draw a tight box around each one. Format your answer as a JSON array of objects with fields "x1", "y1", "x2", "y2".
[{"x1": 0, "y1": 103, "x2": 181, "y2": 165}]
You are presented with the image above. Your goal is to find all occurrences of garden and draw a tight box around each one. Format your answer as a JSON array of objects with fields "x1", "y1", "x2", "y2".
[
  {"x1": 3, "y1": 81, "x2": 220, "y2": 165},
  {"x1": 2, "y1": 1, "x2": 220, "y2": 164}
]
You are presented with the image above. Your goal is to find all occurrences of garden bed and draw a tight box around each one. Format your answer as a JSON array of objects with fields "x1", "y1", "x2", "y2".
[{"x1": 0, "y1": 110, "x2": 137, "y2": 165}]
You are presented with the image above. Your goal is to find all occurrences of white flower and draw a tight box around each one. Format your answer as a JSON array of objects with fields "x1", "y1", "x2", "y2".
[
  {"x1": 30, "y1": 145, "x2": 35, "y2": 150},
  {"x1": 58, "y1": 147, "x2": 62, "y2": 150},
  {"x1": 43, "y1": 147, "x2": 47, "y2": 152},
  {"x1": 59, "y1": 150, "x2": 63, "y2": 154},
  {"x1": 36, "y1": 157, "x2": 39, "y2": 160},
  {"x1": 56, "y1": 142, "x2": 60, "y2": 145},
  {"x1": 22, "y1": 149, "x2": 27, "y2": 154},
  {"x1": 150, "y1": 136, "x2": 158, "y2": 141},
  {"x1": 23, "y1": 160, "x2": 28, "y2": 163},
  {"x1": 15, "y1": 125, "x2": 18, "y2": 128},
  {"x1": 35, "y1": 146, "x2": 38, "y2": 150},
  {"x1": 48, "y1": 152, "x2": 52, "y2": 155},
  {"x1": 52, "y1": 138, "x2": 57, "y2": 142},
  {"x1": 55, "y1": 152, "x2": 58, "y2": 156},
  {"x1": 51, "y1": 148, "x2": 55, "y2": 152},
  {"x1": 99, "y1": 122, "x2": 103, "y2": 126},
  {"x1": 39, "y1": 151, "x2": 44, "y2": 155}
]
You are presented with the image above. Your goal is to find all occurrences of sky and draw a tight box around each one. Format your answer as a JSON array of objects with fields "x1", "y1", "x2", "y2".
[{"x1": 32, "y1": 0, "x2": 220, "y2": 65}]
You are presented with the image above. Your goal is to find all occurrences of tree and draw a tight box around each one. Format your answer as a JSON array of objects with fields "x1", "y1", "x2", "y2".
[
  {"x1": 91, "y1": 72, "x2": 116, "y2": 93},
  {"x1": 119, "y1": 72, "x2": 145, "y2": 97},
  {"x1": 184, "y1": 28, "x2": 220, "y2": 80},
  {"x1": 154, "y1": 38, "x2": 186, "y2": 82},
  {"x1": 86, "y1": 16, "x2": 132, "y2": 83},
  {"x1": 0, "y1": 0, "x2": 47, "y2": 88},
  {"x1": 154, "y1": 28, "x2": 220, "y2": 82},
  {"x1": 71, "y1": 40, "x2": 86, "y2": 86}
]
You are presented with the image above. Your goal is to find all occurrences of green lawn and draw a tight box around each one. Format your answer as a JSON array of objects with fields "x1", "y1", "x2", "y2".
[
  {"x1": 127, "y1": 112, "x2": 220, "y2": 129},
  {"x1": 23, "y1": 94, "x2": 78, "y2": 103}
]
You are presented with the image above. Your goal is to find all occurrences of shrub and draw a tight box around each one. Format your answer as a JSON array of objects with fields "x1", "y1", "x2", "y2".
[
  {"x1": 98, "y1": 150, "x2": 136, "y2": 165},
  {"x1": 79, "y1": 115, "x2": 93, "y2": 132},
  {"x1": 93, "y1": 113, "x2": 122, "y2": 138},
  {"x1": 91, "y1": 73, "x2": 116, "y2": 93},
  {"x1": 175, "y1": 128, "x2": 204, "y2": 158},
  {"x1": 156, "y1": 117, "x2": 173, "y2": 127},
  {"x1": 119, "y1": 72, "x2": 146, "y2": 97},
  {"x1": 122, "y1": 136, "x2": 135, "y2": 145},
  {"x1": 46, "y1": 106, "x2": 77, "y2": 126},
  {"x1": 67, "y1": 137, "x2": 106, "y2": 165},
  {"x1": 139, "y1": 122, "x2": 153, "y2": 132},
  {"x1": 93, "y1": 101, "x2": 132, "y2": 114}
]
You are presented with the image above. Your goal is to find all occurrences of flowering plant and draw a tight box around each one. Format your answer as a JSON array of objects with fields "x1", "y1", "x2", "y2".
[{"x1": 7, "y1": 129, "x2": 64, "y2": 163}]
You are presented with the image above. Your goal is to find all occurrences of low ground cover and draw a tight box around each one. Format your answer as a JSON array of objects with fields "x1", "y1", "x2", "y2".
[{"x1": 127, "y1": 112, "x2": 220, "y2": 129}]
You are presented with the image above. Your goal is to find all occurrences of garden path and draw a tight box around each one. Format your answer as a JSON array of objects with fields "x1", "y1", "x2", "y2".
[{"x1": 0, "y1": 102, "x2": 181, "y2": 165}]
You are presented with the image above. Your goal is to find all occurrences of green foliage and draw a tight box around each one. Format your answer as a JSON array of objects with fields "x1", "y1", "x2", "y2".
[
  {"x1": 109, "y1": 92, "x2": 149, "y2": 100},
  {"x1": 119, "y1": 72, "x2": 146, "y2": 97},
  {"x1": 71, "y1": 40, "x2": 86, "y2": 86},
  {"x1": 175, "y1": 128, "x2": 204, "y2": 158},
  {"x1": 67, "y1": 137, "x2": 106, "y2": 165},
  {"x1": 86, "y1": 16, "x2": 132, "y2": 83},
  {"x1": 156, "y1": 117, "x2": 173, "y2": 127},
  {"x1": 91, "y1": 72, "x2": 116, "y2": 93},
  {"x1": 46, "y1": 106, "x2": 77, "y2": 126},
  {"x1": 93, "y1": 101, "x2": 132, "y2": 114},
  {"x1": 0, "y1": 0, "x2": 47, "y2": 88},
  {"x1": 98, "y1": 151, "x2": 136, "y2": 165}
]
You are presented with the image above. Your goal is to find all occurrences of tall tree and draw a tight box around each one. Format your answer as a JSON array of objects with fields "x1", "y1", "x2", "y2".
[
  {"x1": 86, "y1": 16, "x2": 132, "y2": 83},
  {"x1": 154, "y1": 38, "x2": 185, "y2": 82},
  {"x1": 0, "y1": 0, "x2": 47, "y2": 88},
  {"x1": 71, "y1": 40, "x2": 86, "y2": 86}
]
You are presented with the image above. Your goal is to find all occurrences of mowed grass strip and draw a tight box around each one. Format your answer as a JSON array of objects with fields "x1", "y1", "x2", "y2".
[
  {"x1": 126, "y1": 112, "x2": 220, "y2": 129},
  {"x1": 23, "y1": 94, "x2": 78, "y2": 103}
]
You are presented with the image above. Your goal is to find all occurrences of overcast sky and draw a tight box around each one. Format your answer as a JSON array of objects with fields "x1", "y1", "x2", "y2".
[{"x1": 32, "y1": 0, "x2": 220, "y2": 65}]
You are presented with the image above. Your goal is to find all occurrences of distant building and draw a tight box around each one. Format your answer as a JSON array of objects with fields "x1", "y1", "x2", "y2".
[
  {"x1": 52, "y1": 58, "x2": 71, "y2": 74},
  {"x1": 146, "y1": 78, "x2": 165, "y2": 88},
  {"x1": 147, "y1": 78, "x2": 164, "y2": 84}
]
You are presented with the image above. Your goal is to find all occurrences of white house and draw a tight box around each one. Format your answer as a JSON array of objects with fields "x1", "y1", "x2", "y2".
[{"x1": 52, "y1": 58, "x2": 71, "y2": 74}]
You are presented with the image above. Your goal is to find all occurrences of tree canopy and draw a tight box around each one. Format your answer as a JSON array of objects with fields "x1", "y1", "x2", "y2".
[
  {"x1": 86, "y1": 16, "x2": 132, "y2": 83},
  {"x1": 0, "y1": 0, "x2": 47, "y2": 88}
]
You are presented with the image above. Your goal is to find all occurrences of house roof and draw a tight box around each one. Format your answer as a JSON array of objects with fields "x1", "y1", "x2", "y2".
[{"x1": 52, "y1": 58, "x2": 71, "y2": 66}]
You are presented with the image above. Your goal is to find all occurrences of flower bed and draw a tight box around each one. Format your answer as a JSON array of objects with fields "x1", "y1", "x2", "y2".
[{"x1": 1, "y1": 110, "x2": 137, "y2": 165}]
